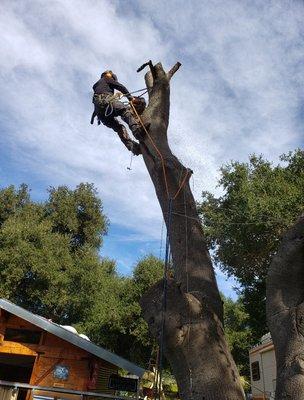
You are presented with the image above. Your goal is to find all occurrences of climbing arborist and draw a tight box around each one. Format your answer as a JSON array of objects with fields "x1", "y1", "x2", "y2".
[{"x1": 91, "y1": 70, "x2": 145, "y2": 155}]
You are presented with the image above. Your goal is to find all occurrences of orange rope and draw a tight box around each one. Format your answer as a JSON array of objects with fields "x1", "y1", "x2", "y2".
[
  {"x1": 130, "y1": 101, "x2": 190, "y2": 200},
  {"x1": 129, "y1": 101, "x2": 190, "y2": 400},
  {"x1": 173, "y1": 169, "x2": 190, "y2": 199},
  {"x1": 130, "y1": 102, "x2": 170, "y2": 198}
]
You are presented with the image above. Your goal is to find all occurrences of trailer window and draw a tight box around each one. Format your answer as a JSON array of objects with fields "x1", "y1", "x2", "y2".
[{"x1": 251, "y1": 361, "x2": 260, "y2": 381}]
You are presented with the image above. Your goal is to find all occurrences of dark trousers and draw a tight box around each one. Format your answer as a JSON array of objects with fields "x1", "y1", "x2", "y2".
[
  {"x1": 93, "y1": 95, "x2": 139, "y2": 132},
  {"x1": 92, "y1": 95, "x2": 141, "y2": 154}
]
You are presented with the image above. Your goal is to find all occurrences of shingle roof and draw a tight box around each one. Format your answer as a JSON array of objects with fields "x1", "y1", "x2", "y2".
[{"x1": 0, "y1": 299, "x2": 145, "y2": 377}]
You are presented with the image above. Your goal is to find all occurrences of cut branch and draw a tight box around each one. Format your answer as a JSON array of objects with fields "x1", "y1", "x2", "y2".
[
  {"x1": 167, "y1": 62, "x2": 182, "y2": 80},
  {"x1": 137, "y1": 60, "x2": 156, "y2": 89},
  {"x1": 137, "y1": 59, "x2": 154, "y2": 75}
]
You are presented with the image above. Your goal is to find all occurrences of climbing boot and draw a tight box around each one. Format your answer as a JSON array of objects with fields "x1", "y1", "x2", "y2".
[
  {"x1": 131, "y1": 142, "x2": 141, "y2": 156},
  {"x1": 131, "y1": 123, "x2": 150, "y2": 141},
  {"x1": 125, "y1": 140, "x2": 141, "y2": 156}
]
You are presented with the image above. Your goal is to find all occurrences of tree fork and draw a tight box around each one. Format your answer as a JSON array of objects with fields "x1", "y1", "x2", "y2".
[{"x1": 136, "y1": 61, "x2": 244, "y2": 399}]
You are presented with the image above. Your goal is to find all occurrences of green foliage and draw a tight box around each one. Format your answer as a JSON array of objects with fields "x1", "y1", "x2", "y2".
[
  {"x1": 79, "y1": 255, "x2": 164, "y2": 366},
  {"x1": 132, "y1": 255, "x2": 164, "y2": 295},
  {"x1": 0, "y1": 183, "x2": 109, "y2": 324},
  {"x1": 46, "y1": 183, "x2": 108, "y2": 249},
  {"x1": 162, "y1": 370, "x2": 179, "y2": 395},
  {"x1": 0, "y1": 184, "x2": 30, "y2": 225},
  {"x1": 0, "y1": 183, "x2": 164, "y2": 366},
  {"x1": 0, "y1": 183, "x2": 167, "y2": 367},
  {"x1": 223, "y1": 295, "x2": 252, "y2": 377},
  {"x1": 199, "y1": 149, "x2": 304, "y2": 339}
]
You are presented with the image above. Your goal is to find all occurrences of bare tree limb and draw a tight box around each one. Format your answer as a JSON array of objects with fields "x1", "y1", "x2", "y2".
[
  {"x1": 167, "y1": 62, "x2": 182, "y2": 80},
  {"x1": 137, "y1": 59, "x2": 154, "y2": 74},
  {"x1": 137, "y1": 60, "x2": 156, "y2": 86}
]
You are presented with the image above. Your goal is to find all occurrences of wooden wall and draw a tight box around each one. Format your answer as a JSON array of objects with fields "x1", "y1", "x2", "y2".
[{"x1": 0, "y1": 311, "x2": 118, "y2": 395}]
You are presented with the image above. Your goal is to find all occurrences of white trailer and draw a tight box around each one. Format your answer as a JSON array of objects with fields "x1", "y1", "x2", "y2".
[{"x1": 249, "y1": 333, "x2": 276, "y2": 400}]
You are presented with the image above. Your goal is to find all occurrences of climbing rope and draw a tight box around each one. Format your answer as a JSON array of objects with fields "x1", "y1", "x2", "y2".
[
  {"x1": 155, "y1": 198, "x2": 173, "y2": 400},
  {"x1": 104, "y1": 101, "x2": 114, "y2": 117},
  {"x1": 183, "y1": 188, "x2": 193, "y2": 399},
  {"x1": 153, "y1": 187, "x2": 192, "y2": 400},
  {"x1": 103, "y1": 88, "x2": 148, "y2": 116},
  {"x1": 130, "y1": 101, "x2": 170, "y2": 198},
  {"x1": 173, "y1": 169, "x2": 190, "y2": 200},
  {"x1": 129, "y1": 94, "x2": 193, "y2": 400},
  {"x1": 94, "y1": 82, "x2": 193, "y2": 398},
  {"x1": 99, "y1": 86, "x2": 190, "y2": 203},
  {"x1": 123, "y1": 87, "x2": 149, "y2": 97},
  {"x1": 120, "y1": 88, "x2": 149, "y2": 106},
  {"x1": 159, "y1": 219, "x2": 165, "y2": 259},
  {"x1": 129, "y1": 101, "x2": 190, "y2": 200},
  {"x1": 99, "y1": 92, "x2": 121, "y2": 117},
  {"x1": 127, "y1": 152, "x2": 133, "y2": 171}
]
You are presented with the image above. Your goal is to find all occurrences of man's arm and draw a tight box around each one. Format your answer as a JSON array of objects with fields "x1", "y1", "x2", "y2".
[
  {"x1": 92, "y1": 81, "x2": 99, "y2": 91},
  {"x1": 108, "y1": 79, "x2": 133, "y2": 100}
]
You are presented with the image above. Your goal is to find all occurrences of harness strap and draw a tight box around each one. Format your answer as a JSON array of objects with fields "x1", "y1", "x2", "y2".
[
  {"x1": 93, "y1": 92, "x2": 121, "y2": 102},
  {"x1": 93, "y1": 93, "x2": 123, "y2": 117}
]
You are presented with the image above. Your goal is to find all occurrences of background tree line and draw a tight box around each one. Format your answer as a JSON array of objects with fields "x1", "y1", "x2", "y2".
[
  {"x1": 0, "y1": 148, "x2": 302, "y2": 380},
  {"x1": 198, "y1": 148, "x2": 304, "y2": 343},
  {"x1": 0, "y1": 182, "x2": 250, "y2": 376},
  {"x1": 0, "y1": 183, "x2": 165, "y2": 366}
]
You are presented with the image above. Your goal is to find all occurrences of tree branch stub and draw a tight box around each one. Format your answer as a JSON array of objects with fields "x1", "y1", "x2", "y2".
[{"x1": 167, "y1": 62, "x2": 182, "y2": 80}]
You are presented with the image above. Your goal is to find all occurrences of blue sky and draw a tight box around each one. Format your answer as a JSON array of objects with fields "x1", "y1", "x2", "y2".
[{"x1": 1, "y1": 0, "x2": 303, "y2": 299}]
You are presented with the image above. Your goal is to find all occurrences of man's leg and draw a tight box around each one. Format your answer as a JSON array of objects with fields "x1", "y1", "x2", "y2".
[
  {"x1": 100, "y1": 116, "x2": 141, "y2": 156},
  {"x1": 116, "y1": 124, "x2": 141, "y2": 156},
  {"x1": 111, "y1": 101, "x2": 145, "y2": 140}
]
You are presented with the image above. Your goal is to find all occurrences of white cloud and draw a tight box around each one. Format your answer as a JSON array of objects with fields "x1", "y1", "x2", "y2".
[
  {"x1": 0, "y1": 0, "x2": 166, "y2": 238},
  {"x1": 0, "y1": 0, "x2": 303, "y2": 291}
]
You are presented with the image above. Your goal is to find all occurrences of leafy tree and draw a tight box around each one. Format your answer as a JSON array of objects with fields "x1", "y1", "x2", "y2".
[
  {"x1": 0, "y1": 184, "x2": 30, "y2": 225},
  {"x1": 79, "y1": 255, "x2": 164, "y2": 365},
  {"x1": 46, "y1": 183, "x2": 108, "y2": 249},
  {"x1": 222, "y1": 295, "x2": 252, "y2": 378},
  {"x1": 0, "y1": 183, "x2": 109, "y2": 324},
  {"x1": 132, "y1": 255, "x2": 164, "y2": 295},
  {"x1": 0, "y1": 183, "x2": 163, "y2": 365},
  {"x1": 82, "y1": 255, "x2": 253, "y2": 377},
  {"x1": 198, "y1": 149, "x2": 304, "y2": 339},
  {"x1": 0, "y1": 184, "x2": 166, "y2": 365},
  {"x1": 124, "y1": 255, "x2": 164, "y2": 364}
]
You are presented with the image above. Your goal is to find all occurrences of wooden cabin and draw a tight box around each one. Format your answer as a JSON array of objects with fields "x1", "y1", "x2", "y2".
[
  {"x1": 0, "y1": 299, "x2": 144, "y2": 400},
  {"x1": 249, "y1": 333, "x2": 276, "y2": 400}
]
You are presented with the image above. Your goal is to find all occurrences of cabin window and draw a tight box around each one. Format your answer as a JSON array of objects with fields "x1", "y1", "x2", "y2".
[
  {"x1": 4, "y1": 328, "x2": 41, "y2": 344},
  {"x1": 251, "y1": 361, "x2": 260, "y2": 381}
]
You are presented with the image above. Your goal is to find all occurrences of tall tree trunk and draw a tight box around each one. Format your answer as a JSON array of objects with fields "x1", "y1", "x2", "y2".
[
  {"x1": 136, "y1": 61, "x2": 244, "y2": 399},
  {"x1": 266, "y1": 215, "x2": 304, "y2": 400}
]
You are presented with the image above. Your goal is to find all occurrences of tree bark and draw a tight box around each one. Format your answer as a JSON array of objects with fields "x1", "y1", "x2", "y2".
[
  {"x1": 136, "y1": 61, "x2": 245, "y2": 399},
  {"x1": 266, "y1": 215, "x2": 304, "y2": 400}
]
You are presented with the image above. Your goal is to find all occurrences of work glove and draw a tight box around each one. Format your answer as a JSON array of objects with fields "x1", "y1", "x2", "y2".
[
  {"x1": 130, "y1": 97, "x2": 146, "y2": 114},
  {"x1": 131, "y1": 96, "x2": 141, "y2": 104}
]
